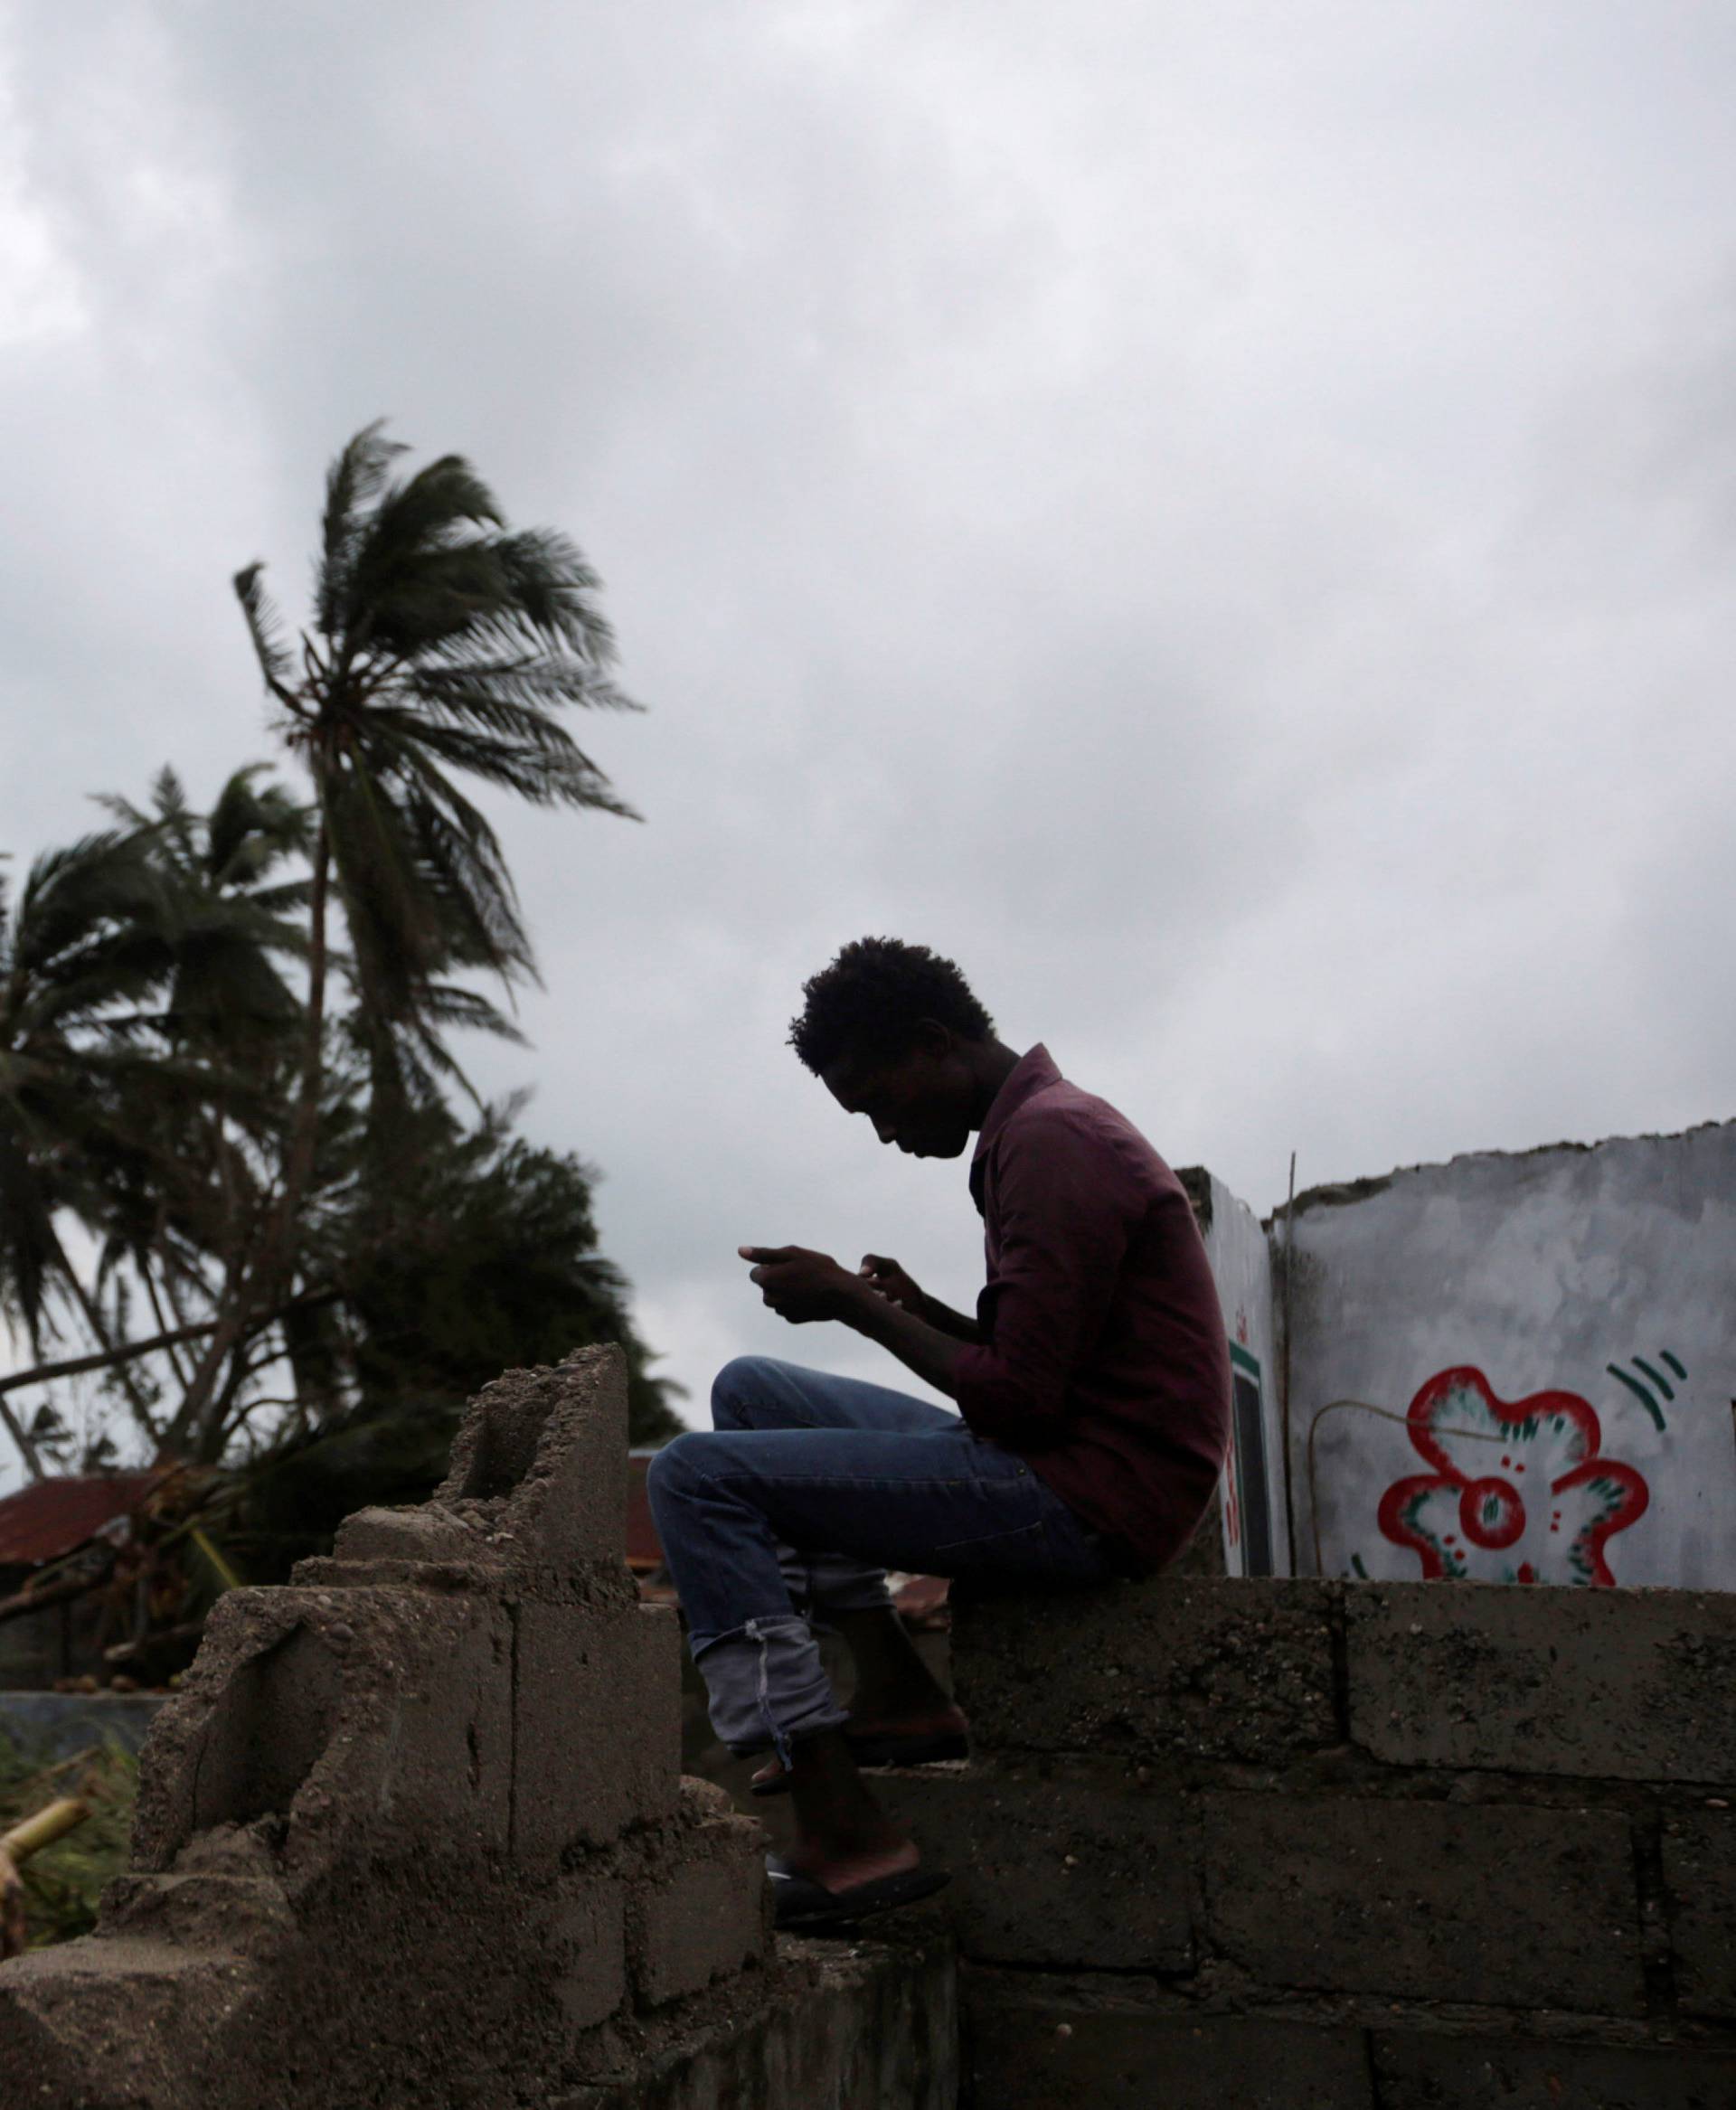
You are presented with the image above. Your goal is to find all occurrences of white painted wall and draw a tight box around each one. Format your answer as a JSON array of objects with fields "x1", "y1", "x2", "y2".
[
  {"x1": 1194, "y1": 1173, "x2": 1289, "y2": 1576},
  {"x1": 1281, "y1": 1122, "x2": 1736, "y2": 1588}
]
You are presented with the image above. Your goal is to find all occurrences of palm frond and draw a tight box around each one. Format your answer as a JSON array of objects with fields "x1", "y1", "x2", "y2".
[
  {"x1": 382, "y1": 702, "x2": 638, "y2": 818},
  {"x1": 205, "y1": 766, "x2": 310, "y2": 887},
  {"x1": 490, "y1": 527, "x2": 623, "y2": 671},
  {"x1": 317, "y1": 420, "x2": 407, "y2": 635},
  {"x1": 364, "y1": 454, "x2": 503, "y2": 564},
  {"x1": 232, "y1": 564, "x2": 296, "y2": 698},
  {"x1": 417, "y1": 982, "x2": 528, "y2": 1043}
]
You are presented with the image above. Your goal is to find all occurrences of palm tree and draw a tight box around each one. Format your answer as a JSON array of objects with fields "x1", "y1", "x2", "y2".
[
  {"x1": 0, "y1": 831, "x2": 175, "y2": 1474},
  {"x1": 99, "y1": 766, "x2": 310, "y2": 1060},
  {"x1": 166, "y1": 422, "x2": 640, "y2": 1446},
  {"x1": 90, "y1": 768, "x2": 313, "y2": 1446}
]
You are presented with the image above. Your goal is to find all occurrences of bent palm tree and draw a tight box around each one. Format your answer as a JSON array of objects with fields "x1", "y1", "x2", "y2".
[
  {"x1": 92, "y1": 768, "x2": 312, "y2": 1433},
  {"x1": 167, "y1": 422, "x2": 639, "y2": 1447},
  {"x1": 0, "y1": 832, "x2": 175, "y2": 1472}
]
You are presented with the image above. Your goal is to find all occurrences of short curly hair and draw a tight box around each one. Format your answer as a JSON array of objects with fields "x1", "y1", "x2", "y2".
[{"x1": 788, "y1": 937, "x2": 996, "y2": 1075}]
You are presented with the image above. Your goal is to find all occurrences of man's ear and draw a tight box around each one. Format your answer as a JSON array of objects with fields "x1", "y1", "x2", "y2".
[{"x1": 913, "y1": 1018, "x2": 956, "y2": 1062}]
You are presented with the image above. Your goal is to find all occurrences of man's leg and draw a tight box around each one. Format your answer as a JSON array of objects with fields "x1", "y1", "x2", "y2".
[
  {"x1": 709, "y1": 1353, "x2": 954, "y2": 1608},
  {"x1": 646, "y1": 1389, "x2": 1115, "y2": 1904},
  {"x1": 647, "y1": 1392, "x2": 923, "y2": 1903},
  {"x1": 706, "y1": 1356, "x2": 959, "y2": 1732}
]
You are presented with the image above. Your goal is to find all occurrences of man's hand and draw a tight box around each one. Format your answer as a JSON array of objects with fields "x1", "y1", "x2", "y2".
[
  {"x1": 857, "y1": 1254, "x2": 924, "y2": 1313},
  {"x1": 739, "y1": 1245, "x2": 868, "y2": 1326}
]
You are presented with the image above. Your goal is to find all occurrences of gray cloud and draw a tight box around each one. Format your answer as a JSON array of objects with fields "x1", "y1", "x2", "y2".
[{"x1": 3, "y1": 0, "x2": 1732, "y2": 1476}]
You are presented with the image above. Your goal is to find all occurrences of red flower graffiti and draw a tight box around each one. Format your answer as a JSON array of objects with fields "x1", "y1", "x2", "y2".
[{"x1": 1377, "y1": 1367, "x2": 1648, "y2": 1587}]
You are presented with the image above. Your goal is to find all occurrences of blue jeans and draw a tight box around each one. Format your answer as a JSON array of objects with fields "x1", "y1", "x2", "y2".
[{"x1": 646, "y1": 1355, "x2": 1120, "y2": 1761}]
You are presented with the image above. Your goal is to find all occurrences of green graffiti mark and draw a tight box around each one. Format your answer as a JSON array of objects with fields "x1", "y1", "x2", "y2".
[
  {"x1": 1662, "y1": 1350, "x2": 1687, "y2": 1380},
  {"x1": 1608, "y1": 1362, "x2": 1666, "y2": 1432},
  {"x1": 1349, "y1": 1553, "x2": 1368, "y2": 1579},
  {"x1": 1633, "y1": 1355, "x2": 1675, "y2": 1401}
]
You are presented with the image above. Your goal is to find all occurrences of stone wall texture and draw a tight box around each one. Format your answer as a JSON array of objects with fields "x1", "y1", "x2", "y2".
[{"x1": 880, "y1": 1572, "x2": 1736, "y2": 2109}]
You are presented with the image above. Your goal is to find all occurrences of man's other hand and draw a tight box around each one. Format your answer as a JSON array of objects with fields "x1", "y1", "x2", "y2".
[
  {"x1": 858, "y1": 1254, "x2": 924, "y2": 1313},
  {"x1": 738, "y1": 1245, "x2": 864, "y2": 1325}
]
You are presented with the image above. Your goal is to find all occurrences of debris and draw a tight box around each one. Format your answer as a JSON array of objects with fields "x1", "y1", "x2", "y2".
[{"x1": 0, "y1": 1797, "x2": 91, "y2": 1961}]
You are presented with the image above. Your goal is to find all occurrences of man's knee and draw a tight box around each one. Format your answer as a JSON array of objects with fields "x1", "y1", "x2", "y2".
[
  {"x1": 645, "y1": 1429, "x2": 714, "y2": 1511},
  {"x1": 710, "y1": 1354, "x2": 782, "y2": 1429}
]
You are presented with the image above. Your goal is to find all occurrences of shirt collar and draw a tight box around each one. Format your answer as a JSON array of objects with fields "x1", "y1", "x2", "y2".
[{"x1": 970, "y1": 1042, "x2": 1062, "y2": 1176}]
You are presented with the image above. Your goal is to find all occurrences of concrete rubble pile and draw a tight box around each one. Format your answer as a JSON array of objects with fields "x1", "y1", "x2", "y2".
[{"x1": 0, "y1": 1345, "x2": 954, "y2": 2110}]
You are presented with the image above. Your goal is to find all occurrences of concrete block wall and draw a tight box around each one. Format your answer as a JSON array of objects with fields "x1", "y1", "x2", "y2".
[
  {"x1": 883, "y1": 1574, "x2": 1736, "y2": 2109},
  {"x1": 0, "y1": 1347, "x2": 951, "y2": 2110}
]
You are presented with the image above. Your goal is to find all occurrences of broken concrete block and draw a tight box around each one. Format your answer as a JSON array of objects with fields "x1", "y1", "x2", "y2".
[
  {"x1": 434, "y1": 1342, "x2": 630, "y2": 1574},
  {"x1": 131, "y1": 1584, "x2": 513, "y2": 1878},
  {"x1": 511, "y1": 1603, "x2": 682, "y2": 1861},
  {"x1": 307, "y1": 1342, "x2": 637, "y2": 1596},
  {"x1": 330, "y1": 1502, "x2": 483, "y2": 1565},
  {"x1": 100, "y1": 1868, "x2": 297, "y2": 1957},
  {"x1": 547, "y1": 1874, "x2": 628, "y2": 2036},
  {"x1": 627, "y1": 1799, "x2": 769, "y2": 2009},
  {"x1": 0, "y1": 1936, "x2": 261, "y2": 2110}
]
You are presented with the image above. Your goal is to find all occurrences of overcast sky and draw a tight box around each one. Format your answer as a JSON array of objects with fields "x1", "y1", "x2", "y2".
[{"x1": 3, "y1": 2, "x2": 1732, "y2": 1475}]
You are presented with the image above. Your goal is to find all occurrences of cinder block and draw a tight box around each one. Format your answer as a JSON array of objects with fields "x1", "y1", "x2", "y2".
[
  {"x1": 1663, "y1": 1808, "x2": 1736, "y2": 2021},
  {"x1": 133, "y1": 1586, "x2": 514, "y2": 1875},
  {"x1": 100, "y1": 1870, "x2": 297, "y2": 1957},
  {"x1": 548, "y1": 1875, "x2": 627, "y2": 2034},
  {"x1": 0, "y1": 1936, "x2": 263, "y2": 2109},
  {"x1": 435, "y1": 1342, "x2": 629, "y2": 1571},
  {"x1": 882, "y1": 1763, "x2": 1194, "y2": 1970},
  {"x1": 964, "y1": 1973, "x2": 1372, "y2": 2110},
  {"x1": 575, "y1": 1936, "x2": 957, "y2": 2110},
  {"x1": 1203, "y1": 1794, "x2": 1647, "y2": 2014},
  {"x1": 512, "y1": 1603, "x2": 682, "y2": 1860},
  {"x1": 1346, "y1": 1583, "x2": 1736, "y2": 1784},
  {"x1": 628, "y1": 1820, "x2": 769, "y2": 2008},
  {"x1": 1373, "y1": 2030, "x2": 1736, "y2": 2109},
  {"x1": 953, "y1": 1576, "x2": 1340, "y2": 1766}
]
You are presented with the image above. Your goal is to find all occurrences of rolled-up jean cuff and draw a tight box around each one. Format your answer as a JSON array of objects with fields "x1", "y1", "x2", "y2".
[{"x1": 691, "y1": 1614, "x2": 848, "y2": 1765}]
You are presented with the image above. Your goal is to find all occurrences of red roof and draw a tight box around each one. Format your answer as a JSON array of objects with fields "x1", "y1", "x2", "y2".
[{"x1": 0, "y1": 1473, "x2": 161, "y2": 1568}]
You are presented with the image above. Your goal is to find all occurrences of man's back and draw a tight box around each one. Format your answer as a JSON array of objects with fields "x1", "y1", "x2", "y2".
[{"x1": 955, "y1": 1045, "x2": 1231, "y2": 1570}]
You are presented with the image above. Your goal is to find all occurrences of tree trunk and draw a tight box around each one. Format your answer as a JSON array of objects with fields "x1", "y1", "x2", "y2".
[
  {"x1": 0, "y1": 1394, "x2": 46, "y2": 1482},
  {"x1": 161, "y1": 803, "x2": 332, "y2": 1457},
  {"x1": 67, "y1": 1269, "x2": 160, "y2": 1442},
  {"x1": 142, "y1": 1265, "x2": 195, "y2": 1389},
  {"x1": 0, "y1": 1319, "x2": 221, "y2": 1403}
]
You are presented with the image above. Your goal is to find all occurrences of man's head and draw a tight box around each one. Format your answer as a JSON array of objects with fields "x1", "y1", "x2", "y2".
[{"x1": 788, "y1": 937, "x2": 999, "y2": 1158}]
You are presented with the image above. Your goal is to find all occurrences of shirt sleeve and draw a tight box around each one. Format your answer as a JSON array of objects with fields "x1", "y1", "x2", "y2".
[{"x1": 952, "y1": 1110, "x2": 1141, "y2": 1446}]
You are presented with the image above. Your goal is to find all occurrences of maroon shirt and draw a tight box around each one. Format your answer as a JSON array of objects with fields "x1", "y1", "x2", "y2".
[{"x1": 951, "y1": 1045, "x2": 1230, "y2": 1572}]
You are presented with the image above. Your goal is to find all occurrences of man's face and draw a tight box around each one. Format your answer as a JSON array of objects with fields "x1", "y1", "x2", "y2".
[{"x1": 820, "y1": 1033, "x2": 975, "y2": 1159}]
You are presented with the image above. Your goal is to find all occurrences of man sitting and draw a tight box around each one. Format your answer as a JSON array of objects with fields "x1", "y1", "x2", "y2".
[{"x1": 646, "y1": 937, "x2": 1230, "y2": 1929}]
